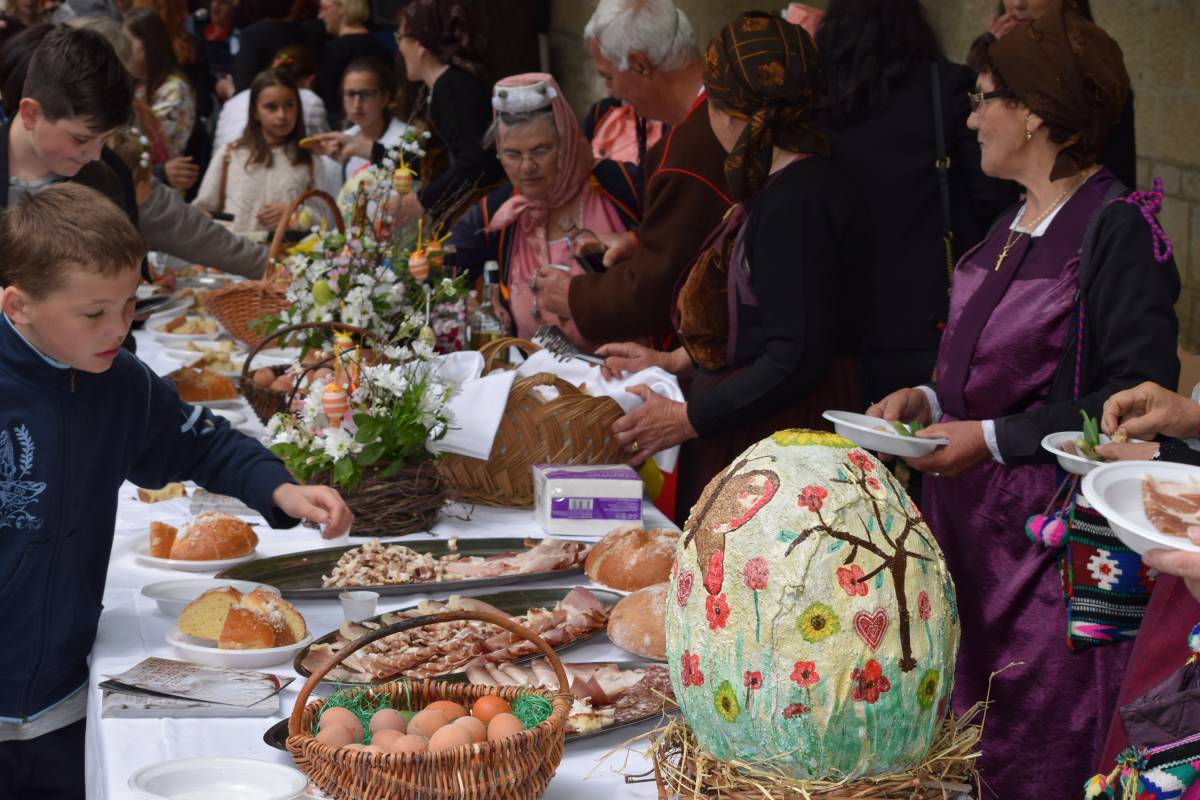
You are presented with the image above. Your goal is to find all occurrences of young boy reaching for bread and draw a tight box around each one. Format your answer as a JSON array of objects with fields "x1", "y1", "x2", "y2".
[{"x1": 0, "y1": 183, "x2": 352, "y2": 798}]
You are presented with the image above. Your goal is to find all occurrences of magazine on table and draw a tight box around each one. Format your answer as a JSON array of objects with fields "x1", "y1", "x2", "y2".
[{"x1": 99, "y1": 657, "x2": 292, "y2": 718}]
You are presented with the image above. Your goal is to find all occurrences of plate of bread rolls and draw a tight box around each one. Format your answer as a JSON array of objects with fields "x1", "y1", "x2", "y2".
[{"x1": 137, "y1": 513, "x2": 259, "y2": 572}]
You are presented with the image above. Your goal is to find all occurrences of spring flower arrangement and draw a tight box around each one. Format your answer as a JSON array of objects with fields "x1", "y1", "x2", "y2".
[
  {"x1": 266, "y1": 341, "x2": 452, "y2": 535},
  {"x1": 263, "y1": 139, "x2": 469, "y2": 353}
]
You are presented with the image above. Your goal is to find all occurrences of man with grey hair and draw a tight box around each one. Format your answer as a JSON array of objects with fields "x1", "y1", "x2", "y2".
[{"x1": 533, "y1": 0, "x2": 732, "y2": 343}]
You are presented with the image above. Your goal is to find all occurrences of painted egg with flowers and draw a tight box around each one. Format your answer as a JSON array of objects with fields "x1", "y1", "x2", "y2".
[{"x1": 666, "y1": 429, "x2": 959, "y2": 780}]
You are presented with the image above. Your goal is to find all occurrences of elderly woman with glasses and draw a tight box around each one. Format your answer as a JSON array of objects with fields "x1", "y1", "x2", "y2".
[
  {"x1": 867, "y1": 2, "x2": 1179, "y2": 794},
  {"x1": 447, "y1": 73, "x2": 641, "y2": 348}
]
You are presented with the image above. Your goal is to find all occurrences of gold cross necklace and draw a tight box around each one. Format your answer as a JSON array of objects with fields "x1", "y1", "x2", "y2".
[{"x1": 993, "y1": 167, "x2": 1098, "y2": 271}]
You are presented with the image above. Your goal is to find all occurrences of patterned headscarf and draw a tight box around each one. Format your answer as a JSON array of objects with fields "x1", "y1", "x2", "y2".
[
  {"x1": 704, "y1": 11, "x2": 828, "y2": 201},
  {"x1": 989, "y1": 0, "x2": 1129, "y2": 181},
  {"x1": 400, "y1": 0, "x2": 486, "y2": 80}
]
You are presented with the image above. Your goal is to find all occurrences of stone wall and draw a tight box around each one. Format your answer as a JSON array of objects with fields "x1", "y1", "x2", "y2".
[{"x1": 548, "y1": 0, "x2": 1200, "y2": 348}]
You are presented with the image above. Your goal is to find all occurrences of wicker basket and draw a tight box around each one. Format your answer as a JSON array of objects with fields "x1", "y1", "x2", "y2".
[
  {"x1": 287, "y1": 609, "x2": 573, "y2": 800},
  {"x1": 206, "y1": 189, "x2": 345, "y2": 347},
  {"x1": 438, "y1": 338, "x2": 624, "y2": 508},
  {"x1": 239, "y1": 321, "x2": 385, "y2": 424}
]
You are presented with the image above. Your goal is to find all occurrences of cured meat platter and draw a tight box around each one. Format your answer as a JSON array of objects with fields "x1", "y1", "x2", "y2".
[{"x1": 215, "y1": 537, "x2": 588, "y2": 598}]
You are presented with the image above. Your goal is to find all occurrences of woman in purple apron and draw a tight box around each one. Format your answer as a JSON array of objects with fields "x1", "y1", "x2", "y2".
[{"x1": 868, "y1": 3, "x2": 1180, "y2": 796}]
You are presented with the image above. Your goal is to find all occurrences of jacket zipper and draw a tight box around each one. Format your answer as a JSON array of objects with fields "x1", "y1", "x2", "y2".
[{"x1": 20, "y1": 379, "x2": 69, "y2": 718}]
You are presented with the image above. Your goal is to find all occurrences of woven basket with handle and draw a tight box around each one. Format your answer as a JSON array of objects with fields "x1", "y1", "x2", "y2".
[
  {"x1": 438, "y1": 338, "x2": 624, "y2": 508},
  {"x1": 287, "y1": 609, "x2": 572, "y2": 800},
  {"x1": 206, "y1": 189, "x2": 345, "y2": 347},
  {"x1": 238, "y1": 321, "x2": 384, "y2": 425}
]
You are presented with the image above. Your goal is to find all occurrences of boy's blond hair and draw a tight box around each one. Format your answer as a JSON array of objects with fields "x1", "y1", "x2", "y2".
[{"x1": 0, "y1": 183, "x2": 145, "y2": 298}]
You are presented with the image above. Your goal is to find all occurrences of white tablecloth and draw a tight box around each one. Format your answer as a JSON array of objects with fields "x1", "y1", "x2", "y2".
[{"x1": 86, "y1": 328, "x2": 671, "y2": 799}]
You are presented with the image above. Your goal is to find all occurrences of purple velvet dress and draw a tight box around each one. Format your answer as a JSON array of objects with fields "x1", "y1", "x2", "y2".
[{"x1": 925, "y1": 171, "x2": 1132, "y2": 798}]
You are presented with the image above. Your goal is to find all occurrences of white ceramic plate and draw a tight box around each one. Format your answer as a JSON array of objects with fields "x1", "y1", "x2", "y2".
[
  {"x1": 822, "y1": 410, "x2": 948, "y2": 458},
  {"x1": 166, "y1": 629, "x2": 314, "y2": 669},
  {"x1": 134, "y1": 543, "x2": 258, "y2": 573},
  {"x1": 141, "y1": 578, "x2": 278, "y2": 617},
  {"x1": 128, "y1": 756, "x2": 308, "y2": 800},
  {"x1": 149, "y1": 318, "x2": 223, "y2": 343},
  {"x1": 210, "y1": 408, "x2": 247, "y2": 427},
  {"x1": 1041, "y1": 431, "x2": 1145, "y2": 476},
  {"x1": 143, "y1": 295, "x2": 194, "y2": 319},
  {"x1": 1081, "y1": 461, "x2": 1200, "y2": 555}
]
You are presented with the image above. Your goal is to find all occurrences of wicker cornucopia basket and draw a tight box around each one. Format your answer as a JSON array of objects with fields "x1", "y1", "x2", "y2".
[
  {"x1": 206, "y1": 189, "x2": 345, "y2": 347},
  {"x1": 438, "y1": 338, "x2": 624, "y2": 507},
  {"x1": 287, "y1": 609, "x2": 573, "y2": 800}
]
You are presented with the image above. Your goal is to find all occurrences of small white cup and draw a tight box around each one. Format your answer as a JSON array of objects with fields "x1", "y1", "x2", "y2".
[
  {"x1": 321, "y1": 522, "x2": 351, "y2": 548},
  {"x1": 339, "y1": 590, "x2": 379, "y2": 623}
]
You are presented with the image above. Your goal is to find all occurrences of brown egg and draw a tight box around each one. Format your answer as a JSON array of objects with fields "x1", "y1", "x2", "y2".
[
  {"x1": 428, "y1": 723, "x2": 474, "y2": 753},
  {"x1": 319, "y1": 706, "x2": 364, "y2": 741},
  {"x1": 269, "y1": 374, "x2": 294, "y2": 392},
  {"x1": 487, "y1": 713, "x2": 525, "y2": 742},
  {"x1": 369, "y1": 708, "x2": 407, "y2": 735},
  {"x1": 253, "y1": 367, "x2": 275, "y2": 387},
  {"x1": 385, "y1": 734, "x2": 429, "y2": 755},
  {"x1": 453, "y1": 715, "x2": 487, "y2": 743},
  {"x1": 424, "y1": 700, "x2": 467, "y2": 721},
  {"x1": 370, "y1": 729, "x2": 403, "y2": 749},
  {"x1": 407, "y1": 709, "x2": 450, "y2": 739},
  {"x1": 315, "y1": 724, "x2": 355, "y2": 749},
  {"x1": 471, "y1": 695, "x2": 511, "y2": 725}
]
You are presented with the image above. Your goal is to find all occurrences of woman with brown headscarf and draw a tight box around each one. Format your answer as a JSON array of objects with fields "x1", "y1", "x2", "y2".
[
  {"x1": 598, "y1": 11, "x2": 869, "y2": 518},
  {"x1": 868, "y1": 2, "x2": 1180, "y2": 794}
]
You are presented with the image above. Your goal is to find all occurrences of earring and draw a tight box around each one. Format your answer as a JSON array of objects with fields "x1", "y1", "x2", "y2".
[{"x1": 1025, "y1": 128, "x2": 1033, "y2": 142}]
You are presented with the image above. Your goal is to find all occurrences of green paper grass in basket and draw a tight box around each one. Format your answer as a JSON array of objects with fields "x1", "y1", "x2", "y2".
[{"x1": 512, "y1": 693, "x2": 553, "y2": 729}]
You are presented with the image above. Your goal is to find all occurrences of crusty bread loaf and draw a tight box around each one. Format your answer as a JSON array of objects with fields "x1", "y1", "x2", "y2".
[
  {"x1": 138, "y1": 483, "x2": 187, "y2": 503},
  {"x1": 171, "y1": 368, "x2": 237, "y2": 403},
  {"x1": 178, "y1": 586, "x2": 242, "y2": 640},
  {"x1": 585, "y1": 526, "x2": 679, "y2": 591},
  {"x1": 607, "y1": 582, "x2": 667, "y2": 660},
  {"x1": 177, "y1": 586, "x2": 306, "y2": 649},
  {"x1": 239, "y1": 588, "x2": 307, "y2": 644},
  {"x1": 169, "y1": 513, "x2": 258, "y2": 561},
  {"x1": 149, "y1": 521, "x2": 179, "y2": 559},
  {"x1": 218, "y1": 606, "x2": 278, "y2": 650}
]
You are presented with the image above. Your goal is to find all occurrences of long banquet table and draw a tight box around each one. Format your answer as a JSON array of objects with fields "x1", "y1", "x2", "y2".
[{"x1": 85, "y1": 328, "x2": 670, "y2": 799}]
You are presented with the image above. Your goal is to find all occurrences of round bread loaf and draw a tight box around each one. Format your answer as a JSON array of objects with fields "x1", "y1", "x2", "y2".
[
  {"x1": 218, "y1": 606, "x2": 278, "y2": 650},
  {"x1": 178, "y1": 586, "x2": 242, "y2": 640},
  {"x1": 585, "y1": 526, "x2": 679, "y2": 591},
  {"x1": 607, "y1": 582, "x2": 667, "y2": 660},
  {"x1": 169, "y1": 513, "x2": 258, "y2": 560},
  {"x1": 239, "y1": 587, "x2": 307, "y2": 644}
]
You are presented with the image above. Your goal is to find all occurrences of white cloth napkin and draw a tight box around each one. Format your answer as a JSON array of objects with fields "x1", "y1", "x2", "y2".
[{"x1": 429, "y1": 351, "x2": 518, "y2": 460}]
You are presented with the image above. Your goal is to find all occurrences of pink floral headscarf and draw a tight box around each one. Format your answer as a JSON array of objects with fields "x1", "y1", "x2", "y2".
[{"x1": 484, "y1": 73, "x2": 595, "y2": 238}]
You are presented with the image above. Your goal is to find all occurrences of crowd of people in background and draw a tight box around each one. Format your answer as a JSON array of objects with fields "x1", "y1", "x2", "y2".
[{"x1": 1, "y1": 0, "x2": 1199, "y2": 797}]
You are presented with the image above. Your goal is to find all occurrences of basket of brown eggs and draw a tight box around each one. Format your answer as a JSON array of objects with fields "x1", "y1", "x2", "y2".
[
  {"x1": 287, "y1": 609, "x2": 573, "y2": 800},
  {"x1": 239, "y1": 321, "x2": 385, "y2": 425}
]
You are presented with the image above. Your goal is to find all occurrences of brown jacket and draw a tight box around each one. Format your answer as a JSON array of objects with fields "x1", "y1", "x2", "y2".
[{"x1": 569, "y1": 94, "x2": 732, "y2": 342}]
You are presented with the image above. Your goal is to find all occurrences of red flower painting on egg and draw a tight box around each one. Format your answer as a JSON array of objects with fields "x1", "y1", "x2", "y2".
[
  {"x1": 848, "y1": 450, "x2": 875, "y2": 472},
  {"x1": 851, "y1": 659, "x2": 892, "y2": 704},
  {"x1": 837, "y1": 564, "x2": 869, "y2": 597},
  {"x1": 743, "y1": 557, "x2": 769, "y2": 591},
  {"x1": 706, "y1": 593, "x2": 731, "y2": 630},
  {"x1": 681, "y1": 650, "x2": 705, "y2": 687},
  {"x1": 797, "y1": 485, "x2": 828, "y2": 513}
]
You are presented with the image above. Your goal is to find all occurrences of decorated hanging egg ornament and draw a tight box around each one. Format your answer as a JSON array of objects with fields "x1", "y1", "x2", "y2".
[
  {"x1": 666, "y1": 429, "x2": 960, "y2": 780},
  {"x1": 408, "y1": 249, "x2": 429, "y2": 281},
  {"x1": 391, "y1": 166, "x2": 415, "y2": 194},
  {"x1": 321, "y1": 383, "x2": 349, "y2": 428},
  {"x1": 426, "y1": 247, "x2": 444, "y2": 271}
]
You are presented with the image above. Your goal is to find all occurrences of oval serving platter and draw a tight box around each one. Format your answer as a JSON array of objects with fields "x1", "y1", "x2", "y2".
[
  {"x1": 292, "y1": 586, "x2": 623, "y2": 685},
  {"x1": 262, "y1": 660, "x2": 675, "y2": 750},
  {"x1": 215, "y1": 538, "x2": 585, "y2": 599}
]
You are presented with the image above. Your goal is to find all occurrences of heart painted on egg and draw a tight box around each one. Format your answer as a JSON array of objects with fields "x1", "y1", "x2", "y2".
[{"x1": 853, "y1": 609, "x2": 890, "y2": 650}]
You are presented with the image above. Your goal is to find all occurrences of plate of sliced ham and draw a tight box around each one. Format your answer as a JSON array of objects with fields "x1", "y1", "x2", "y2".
[
  {"x1": 261, "y1": 659, "x2": 675, "y2": 751},
  {"x1": 293, "y1": 586, "x2": 619, "y2": 685},
  {"x1": 1082, "y1": 461, "x2": 1200, "y2": 554},
  {"x1": 215, "y1": 537, "x2": 590, "y2": 598}
]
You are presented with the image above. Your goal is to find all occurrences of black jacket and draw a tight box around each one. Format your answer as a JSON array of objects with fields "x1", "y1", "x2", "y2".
[{"x1": 825, "y1": 59, "x2": 1016, "y2": 353}]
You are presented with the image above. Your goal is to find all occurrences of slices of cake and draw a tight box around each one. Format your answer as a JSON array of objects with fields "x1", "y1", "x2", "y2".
[
  {"x1": 177, "y1": 586, "x2": 307, "y2": 650},
  {"x1": 177, "y1": 586, "x2": 241, "y2": 640}
]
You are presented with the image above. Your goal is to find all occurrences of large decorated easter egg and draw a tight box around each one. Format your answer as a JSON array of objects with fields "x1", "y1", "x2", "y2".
[{"x1": 666, "y1": 429, "x2": 959, "y2": 780}]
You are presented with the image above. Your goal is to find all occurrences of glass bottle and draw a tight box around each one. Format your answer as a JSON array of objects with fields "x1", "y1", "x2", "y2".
[{"x1": 470, "y1": 260, "x2": 506, "y2": 350}]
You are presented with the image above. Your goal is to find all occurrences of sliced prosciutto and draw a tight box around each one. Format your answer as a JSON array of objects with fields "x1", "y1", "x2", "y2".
[{"x1": 1143, "y1": 475, "x2": 1200, "y2": 536}]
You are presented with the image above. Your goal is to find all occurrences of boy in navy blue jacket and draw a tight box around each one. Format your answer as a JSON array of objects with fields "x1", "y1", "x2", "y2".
[{"x1": 0, "y1": 183, "x2": 353, "y2": 798}]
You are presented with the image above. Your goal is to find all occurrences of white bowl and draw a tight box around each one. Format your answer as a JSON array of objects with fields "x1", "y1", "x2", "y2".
[
  {"x1": 128, "y1": 756, "x2": 307, "y2": 800},
  {"x1": 134, "y1": 543, "x2": 258, "y2": 573},
  {"x1": 1081, "y1": 461, "x2": 1200, "y2": 555},
  {"x1": 141, "y1": 579, "x2": 278, "y2": 617},
  {"x1": 149, "y1": 319, "x2": 224, "y2": 343},
  {"x1": 166, "y1": 628, "x2": 314, "y2": 669},
  {"x1": 822, "y1": 410, "x2": 948, "y2": 458},
  {"x1": 1042, "y1": 431, "x2": 1117, "y2": 476}
]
